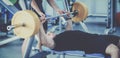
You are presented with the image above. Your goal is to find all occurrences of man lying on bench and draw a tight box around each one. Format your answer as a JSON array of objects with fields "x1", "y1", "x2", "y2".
[{"x1": 22, "y1": 20, "x2": 120, "y2": 58}]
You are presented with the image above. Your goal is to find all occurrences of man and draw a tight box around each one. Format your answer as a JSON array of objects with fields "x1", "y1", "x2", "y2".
[
  {"x1": 31, "y1": 0, "x2": 67, "y2": 50},
  {"x1": 22, "y1": 18, "x2": 120, "y2": 58},
  {"x1": 31, "y1": 0, "x2": 65, "y2": 30}
]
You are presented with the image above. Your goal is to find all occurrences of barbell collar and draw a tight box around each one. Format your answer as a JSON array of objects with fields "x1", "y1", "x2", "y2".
[
  {"x1": 7, "y1": 24, "x2": 25, "y2": 31},
  {"x1": 7, "y1": 25, "x2": 15, "y2": 31},
  {"x1": 72, "y1": 2, "x2": 88, "y2": 22},
  {"x1": 72, "y1": 10, "x2": 78, "y2": 17}
]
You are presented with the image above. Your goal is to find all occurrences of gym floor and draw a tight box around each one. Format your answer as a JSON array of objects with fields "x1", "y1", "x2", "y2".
[{"x1": 0, "y1": 18, "x2": 120, "y2": 58}]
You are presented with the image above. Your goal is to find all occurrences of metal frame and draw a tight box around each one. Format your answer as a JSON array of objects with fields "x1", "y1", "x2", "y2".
[
  {"x1": 0, "y1": 36, "x2": 20, "y2": 46},
  {"x1": 23, "y1": 36, "x2": 35, "y2": 58},
  {"x1": 0, "y1": 0, "x2": 20, "y2": 46},
  {"x1": 104, "y1": 0, "x2": 117, "y2": 34},
  {"x1": 0, "y1": 0, "x2": 19, "y2": 14}
]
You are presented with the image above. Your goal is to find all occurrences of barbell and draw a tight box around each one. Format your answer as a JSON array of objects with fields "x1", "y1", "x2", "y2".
[{"x1": 6, "y1": 2, "x2": 88, "y2": 38}]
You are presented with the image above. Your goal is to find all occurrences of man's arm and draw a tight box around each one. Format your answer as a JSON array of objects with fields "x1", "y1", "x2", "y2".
[
  {"x1": 47, "y1": 0, "x2": 64, "y2": 14},
  {"x1": 31, "y1": 0, "x2": 45, "y2": 18},
  {"x1": 39, "y1": 22, "x2": 55, "y2": 49},
  {"x1": 47, "y1": 0, "x2": 73, "y2": 31},
  {"x1": 47, "y1": 0, "x2": 59, "y2": 11}
]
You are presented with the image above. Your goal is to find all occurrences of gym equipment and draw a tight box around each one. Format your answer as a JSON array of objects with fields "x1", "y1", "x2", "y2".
[
  {"x1": 0, "y1": 0, "x2": 19, "y2": 14},
  {"x1": 104, "y1": 0, "x2": 117, "y2": 34},
  {"x1": 0, "y1": 36, "x2": 20, "y2": 46},
  {"x1": 9, "y1": 10, "x2": 40, "y2": 38},
  {"x1": 0, "y1": 0, "x2": 18, "y2": 30},
  {"x1": 0, "y1": 0, "x2": 20, "y2": 46},
  {"x1": 72, "y1": 2, "x2": 88, "y2": 22},
  {"x1": 64, "y1": 0, "x2": 89, "y2": 32},
  {"x1": 49, "y1": 50, "x2": 104, "y2": 58},
  {"x1": 6, "y1": 2, "x2": 88, "y2": 38},
  {"x1": 0, "y1": 1, "x2": 88, "y2": 58},
  {"x1": 0, "y1": 24, "x2": 9, "y2": 32},
  {"x1": 3, "y1": 2, "x2": 88, "y2": 58}
]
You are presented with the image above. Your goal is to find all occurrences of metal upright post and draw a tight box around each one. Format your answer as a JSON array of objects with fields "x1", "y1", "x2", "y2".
[
  {"x1": 112, "y1": 0, "x2": 117, "y2": 28},
  {"x1": 23, "y1": 36, "x2": 35, "y2": 58},
  {"x1": 105, "y1": 0, "x2": 117, "y2": 34},
  {"x1": 64, "y1": 0, "x2": 70, "y2": 11},
  {"x1": 4, "y1": 9, "x2": 8, "y2": 35},
  {"x1": 59, "y1": 17, "x2": 62, "y2": 33}
]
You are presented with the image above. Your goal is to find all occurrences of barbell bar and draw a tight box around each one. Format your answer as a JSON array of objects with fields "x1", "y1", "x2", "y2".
[
  {"x1": 6, "y1": 2, "x2": 88, "y2": 38},
  {"x1": 7, "y1": 10, "x2": 78, "y2": 31},
  {"x1": 46, "y1": 10, "x2": 78, "y2": 20}
]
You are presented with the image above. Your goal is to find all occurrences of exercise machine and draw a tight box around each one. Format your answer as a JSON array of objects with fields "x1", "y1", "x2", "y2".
[
  {"x1": 104, "y1": 0, "x2": 117, "y2": 34},
  {"x1": 0, "y1": 0, "x2": 20, "y2": 46},
  {"x1": 3, "y1": 1, "x2": 88, "y2": 58}
]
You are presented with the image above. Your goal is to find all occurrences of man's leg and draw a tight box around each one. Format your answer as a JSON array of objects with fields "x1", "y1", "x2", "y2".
[{"x1": 105, "y1": 44, "x2": 120, "y2": 58}]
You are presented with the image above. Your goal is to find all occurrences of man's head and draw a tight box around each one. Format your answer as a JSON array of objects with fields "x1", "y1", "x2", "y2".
[{"x1": 47, "y1": 31, "x2": 56, "y2": 39}]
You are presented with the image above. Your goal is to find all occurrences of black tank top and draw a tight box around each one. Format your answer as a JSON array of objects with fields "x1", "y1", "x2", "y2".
[
  {"x1": 53, "y1": 30, "x2": 119, "y2": 50},
  {"x1": 34, "y1": 0, "x2": 45, "y2": 16}
]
